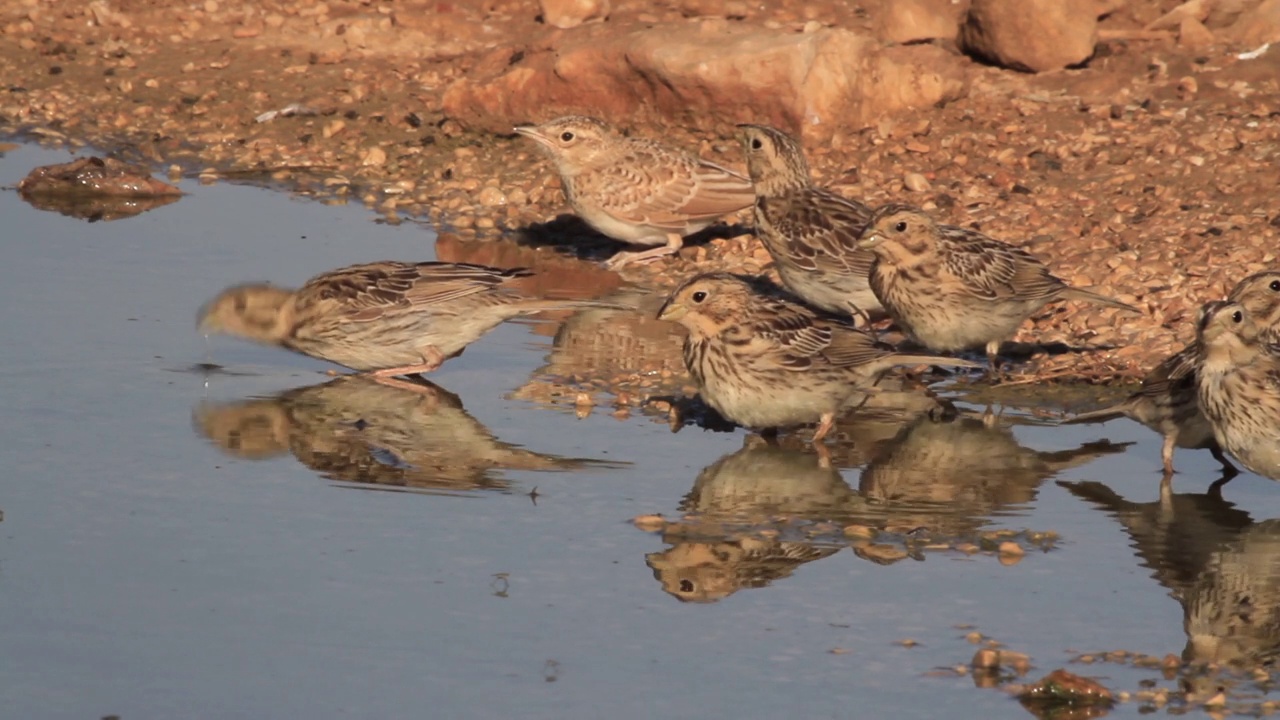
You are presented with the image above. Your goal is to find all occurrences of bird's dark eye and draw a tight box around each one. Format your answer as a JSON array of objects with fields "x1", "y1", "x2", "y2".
[
  {"x1": 1270, "y1": 279, "x2": 1280, "y2": 291},
  {"x1": 751, "y1": 138, "x2": 763, "y2": 150},
  {"x1": 894, "y1": 221, "x2": 908, "y2": 232},
  {"x1": 560, "y1": 131, "x2": 574, "y2": 142},
  {"x1": 691, "y1": 291, "x2": 707, "y2": 303},
  {"x1": 679, "y1": 579, "x2": 695, "y2": 593},
  {"x1": 1232, "y1": 310, "x2": 1243, "y2": 323}
]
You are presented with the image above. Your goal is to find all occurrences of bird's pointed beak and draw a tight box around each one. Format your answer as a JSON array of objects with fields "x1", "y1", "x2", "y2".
[
  {"x1": 513, "y1": 125, "x2": 551, "y2": 148},
  {"x1": 856, "y1": 233, "x2": 883, "y2": 250},
  {"x1": 196, "y1": 302, "x2": 217, "y2": 334},
  {"x1": 656, "y1": 298, "x2": 687, "y2": 322}
]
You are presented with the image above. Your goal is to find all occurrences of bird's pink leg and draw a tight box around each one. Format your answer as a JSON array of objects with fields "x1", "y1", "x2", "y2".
[
  {"x1": 604, "y1": 233, "x2": 683, "y2": 270},
  {"x1": 811, "y1": 412, "x2": 836, "y2": 444},
  {"x1": 369, "y1": 345, "x2": 447, "y2": 379}
]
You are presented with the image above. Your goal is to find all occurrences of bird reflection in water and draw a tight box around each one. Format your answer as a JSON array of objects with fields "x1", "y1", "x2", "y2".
[
  {"x1": 646, "y1": 437, "x2": 848, "y2": 603},
  {"x1": 1062, "y1": 478, "x2": 1280, "y2": 693},
  {"x1": 859, "y1": 412, "x2": 1133, "y2": 533},
  {"x1": 194, "y1": 375, "x2": 620, "y2": 494},
  {"x1": 646, "y1": 408, "x2": 1129, "y2": 602}
]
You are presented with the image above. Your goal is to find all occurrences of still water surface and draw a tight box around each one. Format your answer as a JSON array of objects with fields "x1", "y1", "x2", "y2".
[{"x1": 2, "y1": 143, "x2": 1279, "y2": 719}]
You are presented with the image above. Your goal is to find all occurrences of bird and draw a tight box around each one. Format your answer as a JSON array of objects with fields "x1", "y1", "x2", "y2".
[
  {"x1": 1062, "y1": 342, "x2": 1235, "y2": 478},
  {"x1": 1059, "y1": 271, "x2": 1280, "y2": 477},
  {"x1": 198, "y1": 260, "x2": 627, "y2": 379},
  {"x1": 655, "y1": 272, "x2": 980, "y2": 443},
  {"x1": 856, "y1": 203, "x2": 1142, "y2": 370},
  {"x1": 514, "y1": 115, "x2": 755, "y2": 269},
  {"x1": 736, "y1": 123, "x2": 880, "y2": 321},
  {"x1": 1196, "y1": 300, "x2": 1280, "y2": 481}
]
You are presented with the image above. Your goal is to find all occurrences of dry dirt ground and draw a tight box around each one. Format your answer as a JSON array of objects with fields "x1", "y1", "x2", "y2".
[{"x1": 1, "y1": 0, "x2": 1278, "y2": 390}]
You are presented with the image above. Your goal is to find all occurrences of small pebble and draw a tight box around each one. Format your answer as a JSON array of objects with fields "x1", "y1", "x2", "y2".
[{"x1": 903, "y1": 172, "x2": 931, "y2": 192}]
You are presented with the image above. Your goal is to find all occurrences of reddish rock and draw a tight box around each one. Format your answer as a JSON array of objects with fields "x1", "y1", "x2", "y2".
[
  {"x1": 442, "y1": 23, "x2": 968, "y2": 143},
  {"x1": 873, "y1": 0, "x2": 969, "y2": 44},
  {"x1": 1178, "y1": 16, "x2": 1217, "y2": 48},
  {"x1": 1018, "y1": 668, "x2": 1114, "y2": 706},
  {"x1": 1226, "y1": 0, "x2": 1280, "y2": 44},
  {"x1": 1145, "y1": 0, "x2": 1212, "y2": 30},
  {"x1": 1204, "y1": 0, "x2": 1256, "y2": 28},
  {"x1": 539, "y1": 0, "x2": 610, "y2": 29},
  {"x1": 17, "y1": 156, "x2": 181, "y2": 197},
  {"x1": 959, "y1": 0, "x2": 1099, "y2": 72},
  {"x1": 679, "y1": 0, "x2": 752, "y2": 18}
]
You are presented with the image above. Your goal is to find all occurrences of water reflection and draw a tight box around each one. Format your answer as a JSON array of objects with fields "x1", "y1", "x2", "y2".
[
  {"x1": 645, "y1": 411, "x2": 1127, "y2": 602},
  {"x1": 859, "y1": 414, "x2": 1133, "y2": 532},
  {"x1": 194, "y1": 376, "x2": 618, "y2": 494},
  {"x1": 510, "y1": 286, "x2": 686, "y2": 407},
  {"x1": 19, "y1": 191, "x2": 181, "y2": 221},
  {"x1": 1062, "y1": 479, "x2": 1280, "y2": 678}
]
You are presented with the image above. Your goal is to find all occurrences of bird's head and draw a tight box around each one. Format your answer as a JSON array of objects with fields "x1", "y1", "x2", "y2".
[
  {"x1": 1229, "y1": 270, "x2": 1280, "y2": 331},
  {"x1": 197, "y1": 283, "x2": 294, "y2": 344},
  {"x1": 856, "y1": 204, "x2": 938, "y2": 266},
  {"x1": 736, "y1": 123, "x2": 810, "y2": 195},
  {"x1": 657, "y1": 272, "x2": 752, "y2": 340},
  {"x1": 513, "y1": 115, "x2": 615, "y2": 173}
]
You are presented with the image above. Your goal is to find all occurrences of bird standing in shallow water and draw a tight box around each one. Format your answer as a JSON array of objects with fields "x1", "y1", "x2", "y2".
[
  {"x1": 736, "y1": 124, "x2": 880, "y2": 322},
  {"x1": 198, "y1": 261, "x2": 624, "y2": 380},
  {"x1": 1196, "y1": 300, "x2": 1280, "y2": 481},
  {"x1": 515, "y1": 116, "x2": 755, "y2": 269},
  {"x1": 856, "y1": 204, "x2": 1142, "y2": 372},
  {"x1": 1061, "y1": 270, "x2": 1280, "y2": 478},
  {"x1": 655, "y1": 272, "x2": 980, "y2": 444}
]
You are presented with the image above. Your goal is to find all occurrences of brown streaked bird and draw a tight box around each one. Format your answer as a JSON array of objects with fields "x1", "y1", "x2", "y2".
[
  {"x1": 1196, "y1": 301, "x2": 1280, "y2": 481},
  {"x1": 856, "y1": 204, "x2": 1142, "y2": 370},
  {"x1": 198, "y1": 261, "x2": 626, "y2": 378},
  {"x1": 655, "y1": 273, "x2": 980, "y2": 444},
  {"x1": 514, "y1": 115, "x2": 755, "y2": 269},
  {"x1": 1061, "y1": 271, "x2": 1280, "y2": 477},
  {"x1": 737, "y1": 123, "x2": 880, "y2": 321},
  {"x1": 1062, "y1": 342, "x2": 1235, "y2": 478}
]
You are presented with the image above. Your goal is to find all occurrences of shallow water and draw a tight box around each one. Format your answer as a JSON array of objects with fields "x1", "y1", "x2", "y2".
[{"x1": 3, "y1": 142, "x2": 1280, "y2": 719}]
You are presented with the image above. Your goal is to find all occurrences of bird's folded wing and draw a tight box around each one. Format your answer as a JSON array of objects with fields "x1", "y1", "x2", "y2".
[
  {"x1": 943, "y1": 238, "x2": 1063, "y2": 303},
  {"x1": 770, "y1": 190, "x2": 875, "y2": 276}
]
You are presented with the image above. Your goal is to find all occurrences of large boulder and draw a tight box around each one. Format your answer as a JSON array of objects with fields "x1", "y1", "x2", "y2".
[
  {"x1": 873, "y1": 0, "x2": 970, "y2": 44},
  {"x1": 441, "y1": 23, "x2": 969, "y2": 143},
  {"x1": 539, "y1": 0, "x2": 611, "y2": 29},
  {"x1": 959, "y1": 0, "x2": 1099, "y2": 72},
  {"x1": 1226, "y1": 0, "x2": 1280, "y2": 44}
]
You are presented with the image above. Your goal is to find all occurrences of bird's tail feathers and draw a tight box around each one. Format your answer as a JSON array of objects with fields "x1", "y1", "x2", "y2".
[
  {"x1": 1061, "y1": 287, "x2": 1143, "y2": 315},
  {"x1": 511, "y1": 298, "x2": 636, "y2": 314},
  {"x1": 890, "y1": 354, "x2": 983, "y2": 370}
]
